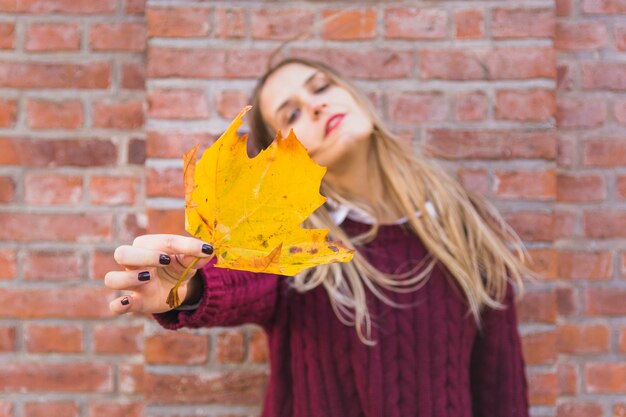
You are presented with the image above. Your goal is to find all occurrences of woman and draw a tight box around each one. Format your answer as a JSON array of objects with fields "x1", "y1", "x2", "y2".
[{"x1": 106, "y1": 58, "x2": 534, "y2": 417}]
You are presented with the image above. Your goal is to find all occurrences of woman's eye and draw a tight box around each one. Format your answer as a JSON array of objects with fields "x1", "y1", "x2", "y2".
[
  {"x1": 287, "y1": 108, "x2": 301, "y2": 125},
  {"x1": 315, "y1": 83, "x2": 330, "y2": 94}
]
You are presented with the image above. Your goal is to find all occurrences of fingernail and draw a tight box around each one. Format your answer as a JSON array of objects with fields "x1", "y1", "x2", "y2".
[
  {"x1": 202, "y1": 244, "x2": 214, "y2": 255},
  {"x1": 121, "y1": 297, "x2": 130, "y2": 306},
  {"x1": 159, "y1": 254, "x2": 171, "y2": 265},
  {"x1": 138, "y1": 271, "x2": 150, "y2": 281}
]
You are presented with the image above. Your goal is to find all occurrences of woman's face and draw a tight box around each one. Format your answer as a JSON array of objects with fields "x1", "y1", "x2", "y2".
[{"x1": 259, "y1": 63, "x2": 374, "y2": 171}]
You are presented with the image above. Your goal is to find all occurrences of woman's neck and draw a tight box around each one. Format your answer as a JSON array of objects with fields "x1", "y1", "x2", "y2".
[{"x1": 324, "y1": 143, "x2": 403, "y2": 223}]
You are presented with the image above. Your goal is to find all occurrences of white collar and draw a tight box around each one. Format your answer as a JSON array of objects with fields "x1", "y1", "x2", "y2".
[{"x1": 328, "y1": 200, "x2": 437, "y2": 226}]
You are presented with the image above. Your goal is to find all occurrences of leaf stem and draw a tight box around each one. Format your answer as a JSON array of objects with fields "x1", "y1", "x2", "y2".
[{"x1": 166, "y1": 257, "x2": 200, "y2": 309}]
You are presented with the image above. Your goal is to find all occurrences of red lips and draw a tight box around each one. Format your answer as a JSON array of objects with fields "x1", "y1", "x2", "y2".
[{"x1": 325, "y1": 114, "x2": 345, "y2": 137}]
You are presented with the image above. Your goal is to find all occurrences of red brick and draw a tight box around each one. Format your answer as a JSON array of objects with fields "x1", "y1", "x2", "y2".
[
  {"x1": 528, "y1": 372, "x2": 557, "y2": 405},
  {"x1": 457, "y1": 168, "x2": 488, "y2": 195},
  {"x1": 291, "y1": 48, "x2": 413, "y2": 80},
  {"x1": 558, "y1": 362, "x2": 578, "y2": 395},
  {"x1": 622, "y1": 252, "x2": 626, "y2": 277},
  {"x1": 521, "y1": 331, "x2": 556, "y2": 365},
  {"x1": 503, "y1": 210, "x2": 553, "y2": 241},
  {"x1": 557, "y1": 173, "x2": 606, "y2": 202},
  {"x1": 148, "y1": 89, "x2": 208, "y2": 120},
  {"x1": 486, "y1": 48, "x2": 556, "y2": 80},
  {"x1": 419, "y1": 49, "x2": 484, "y2": 80},
  {"x1": 454, "y1": 92, "x2": 486, "y2": 121},
  {"x1": 557, "y1": 135, "x2": 576, "y2": 168},
  {"x1": 557, "y1": 0, "x2": 573, "y2": 16},
  {"x1": 90, "y1": 23, "x2": 146, "y2": 52},
  {"x1": 583, "y1": 137, "x2": 626, "y2": 166},
  {"x1": 146, "y1": 208, "x2": 184, "y2": 235},
  {"x1": 0, "y1": 402, "x2": 12, "y2": 417},
  {"x1": 322, "y1": 8, "x2": 376, "y2": 40},
  {"x1": 584, "y1": 210, "x2": 626, "y2": 238},
  {"x1": 0, "y1": 176, "x2": 14, "y2": 203},
  {"x1": 249, "y1": 329, "x2": 268, "y2": 363},
  {"x1": 252, "y1": 9, "x2": 315, "y2": 40},
  {"x1": 144, "y1": 371, "x2": 267, "y2": 404},
  {"x1": 0, "y1": 212, "x2": 112, "y2": 242},
  {"x1": 619, "y1": 326, "x2": 626, "y2": 352},
  {"x1": 586, "y1": 363, "x2": 626, "y2": 393},
  {"x1": 0, "y1": 0, "x2": 116, "y2": 14},
  {"x1": 496, "y1": 90, "x2": 555, "y2": 121},
  {"x1": 215, "y1": 8, "x2": 245, "y2": 39},
  {"x1": 492, "y1": 8, "x2": 554, "y2": 38},
  {"x1": 615, "y1": 403, "x2": 626, "y2": 417},
  {"x1": 0, "y1": 249, "x2": 16, "y2": 279},
  {"x1": 88, "y1": 402, "x2": 143, "y2": 417},
  {"x1": 557, "y1": 402, "x2": 603, "y2": 417},
  {"x1": 119, "y1": 213, "x2": 147, "y2": 242},
  {"x1": 90, "y1": 250, "x2": 120, "y2": 280},
  {"x1": 557, "y1": 324, "x2": 610, "y2": 354},
  {"x1": 121, "y1": 60, "x2": 145, "y2": 90},
  {"x1": 124, "y1": 0, "x2": 144, "y2": 15},
  {"x1": 0, "y1": 99, "x2": 17, "y2": 127},
  {"x1": 0, "y1": 362, "x2": 112, "y2": 392},
  {"x1": 25, "y1": 23, "x2": 80, "y2": 51},
  {"x1": 93, "y1": 324, "x2": 143, "y2": 354},
  {"x1": 615, "y1": 98, "x2": 626, "y2": 125},
  {"x1": 385, "y1": 8, "x2": 447, "y2": 39},
  {"x1": 26, "y1": 99, "x2": 84, "y2": 129},
  {"x1": 556, "y1": 22, "x2": 607, "y2": 50},
  {"x1": 557, "y1": 286, "x2": 577, "y2": 316},
  {"x1": 128, "y1": 138, "x2": 145, "y2": 164},
  {"x1": 424, "y1": 130, "x2": 556, "y2": 160},
  {"x1": 583, "y1": 0, "x2": 626, "y2": 14},
  {"x1": 23, "y1": 250, "x2": 82, "y2": 281},
  {"x1": 25, "y1": 324, "x2": 83, "y2": 353},
  {"x1": 0, "y1": 288, "x2": 114, "y2": 319},
  {"x1": 516, "y1": 291, "x2": 557, "y2": 323},
  {"x1": 145, "y1": 331, "x2": 208, "y2": 364},
  {"x1": 454, "y1": 9, "x2": 483, "y2": 40},
  {"x1": 146, "y1": 131, "x2": 215, "y2": 158},
  {"x1": 0, "y1": 61, "x2": 111, "y2": 89},
  {"x1": 92, "y1": 100, "x2": 144, "y2": 129},
  {"x1": 23, "y1": 402, "x2": 79, "y2": 417},
  {"x1": 557, "y1": 61, "x2": 577, "y2": 91},
  {"x1": 216, "y1": 89, "x2": 249, "y2": 120},
  {"x1": 119, "y1": 363, "x2": 143, "y2": 394},
  {"x1": 618, "y1": 175, "x2": 626, "y2": 199},
  {"x1": 89, "y1": 176, "x2": 138, "y2": 206},
  {"x1": 585, "y1": 288, "x2": 626, "y2": 315},
  {"x1": 146, "y1": 167, "x2": 183, "y2": 198},
  {"x1": 525, "y1": 248, "x2": 558, "y2": 280},
  {"x1": 0, "y1": 326, "x2": 16, "y2": 351},
  {"x1": 557, "y1": 97, "x2": 606, "y2": 128},
  {"x1": 0, "y1": 22, "x2": 15, "y2": 49},
  {"x1": 147, "y1": 7, "x2": 210, "y2": 38},
  {"x1": 387, "y1": 92, "x2": 448, "y2": 124},
  {"x1": 494, "y1": 169, "x2": 556, "y2": 200},
  {"x1": 583, "y1": 62, "x2": 626, "y2": 90},
  {"x1": 148, "y1": 48, "x2": 270, "y2": 79},
  {"x1": 216, "y1": 329, "x2": 245, "y2": 363},
  {"x1": 24, "y1": 173, "x2": 82, "y2": 205},
  {"x1": 616, "y1": 25, "x2": 626, "y2": 51}
]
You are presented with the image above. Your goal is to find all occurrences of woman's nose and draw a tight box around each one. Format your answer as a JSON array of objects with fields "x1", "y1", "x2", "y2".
[{"x1": 310, "y1": 102, "x2": 327, "y2": 118}]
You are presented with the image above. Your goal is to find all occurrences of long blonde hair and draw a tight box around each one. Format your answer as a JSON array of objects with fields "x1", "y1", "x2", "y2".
[{"x1": 249, "y1": 57, "x2": 536, "y2": 344}]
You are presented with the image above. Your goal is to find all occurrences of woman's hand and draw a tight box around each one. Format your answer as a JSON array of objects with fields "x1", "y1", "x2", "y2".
[{"x1": 105, "y1": 234, "x2": 214, "y2": 315}]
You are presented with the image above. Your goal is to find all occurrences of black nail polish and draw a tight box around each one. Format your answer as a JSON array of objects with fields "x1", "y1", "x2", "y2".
[
  {"x1": 138, "y1": 271, "x2": 150, "y2": 281},
  {"x1": 159, "y1": 254, "x2": 171, "y2": 265},
  {"x1": 202, "y1": 244, "x2": 214, "y2": 255},
  {"x1": 121, "y1": 297, "x2": 130, "y2": 306}
]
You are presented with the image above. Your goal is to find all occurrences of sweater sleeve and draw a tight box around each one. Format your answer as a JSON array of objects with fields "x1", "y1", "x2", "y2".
[
  {"x1": 152, "y1": 263, "x2": 282, "y2": 331},
  {"x1": 469, "y1": 283, "x2": 529, "y2": 417}
]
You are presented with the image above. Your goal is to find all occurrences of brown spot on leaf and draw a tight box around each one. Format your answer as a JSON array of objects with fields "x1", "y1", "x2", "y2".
[
  {"x1": 308, "y1": 248, "x2": 318, "y2": 254},
  {"x1": 328, "y1": 245, "x2": 338, "y2": 252},
  {"x1": 289, "y1": 246, "x2": 303, "y2": 254}
]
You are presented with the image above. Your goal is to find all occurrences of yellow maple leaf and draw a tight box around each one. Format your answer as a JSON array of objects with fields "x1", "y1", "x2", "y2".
[{"x1": 167, "y1": 106, "x2": 354, "y2": 307}]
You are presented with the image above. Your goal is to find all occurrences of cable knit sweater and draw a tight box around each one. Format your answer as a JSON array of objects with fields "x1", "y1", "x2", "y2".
[{"x1": 154, "y1": 217, "x2": 529, "y2": 417}]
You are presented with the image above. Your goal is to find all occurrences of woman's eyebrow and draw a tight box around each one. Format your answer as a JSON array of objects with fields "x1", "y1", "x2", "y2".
[{"x1": 273, "y1": 71, "x2": 322, "y2": 116}]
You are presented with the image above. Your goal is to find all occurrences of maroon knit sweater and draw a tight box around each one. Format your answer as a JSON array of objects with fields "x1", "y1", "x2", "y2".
[{"x1": 154, "y1": 218, "x2": 529, "y2": 417}]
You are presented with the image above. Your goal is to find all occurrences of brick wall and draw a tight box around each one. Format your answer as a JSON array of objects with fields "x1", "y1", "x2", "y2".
[{"x1": 0, "y1": 1, "x2": 624, "y2": 417}]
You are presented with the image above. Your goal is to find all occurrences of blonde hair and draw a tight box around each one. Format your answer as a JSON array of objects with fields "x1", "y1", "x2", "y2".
[{"x1": 249, "y1": 58, "x2": 537, "y2": 344}]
